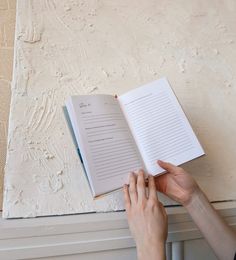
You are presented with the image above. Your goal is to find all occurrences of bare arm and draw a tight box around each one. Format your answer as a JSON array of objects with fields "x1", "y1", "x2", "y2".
[
  {"x1": 185, "y1": 188, "x2": 236, "y2": 260},
  {"x1": 156, "y1": 160, "x2": 236, "y2": 260},
  {"x1": 123, "y1": 170, "x2": 167, "y2": 260}
]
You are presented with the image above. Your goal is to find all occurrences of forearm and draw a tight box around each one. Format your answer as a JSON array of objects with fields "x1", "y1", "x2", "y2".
[{"x1": 185, "y1": 189, "x2": 236, "y2": 260}]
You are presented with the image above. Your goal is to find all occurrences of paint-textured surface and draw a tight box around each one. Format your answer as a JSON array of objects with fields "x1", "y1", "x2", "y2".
[
  {"x1": 0, "y1": 0, "x2": 16, "y2": 209},
  {"x1": 3, "y1": 0, "x2": 236, "y2": 218}
]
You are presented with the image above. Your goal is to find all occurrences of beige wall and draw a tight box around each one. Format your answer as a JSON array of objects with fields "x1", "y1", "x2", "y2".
[
  {"x1": 3, "y1": 0, "x2": 236, "y2": 219},
  {"x1": 0, "y1": 0, "x2": 15, "y2": 208}
]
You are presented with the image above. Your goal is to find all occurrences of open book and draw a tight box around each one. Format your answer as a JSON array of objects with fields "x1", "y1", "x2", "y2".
[{"x1": 65, "y1": 78, "x2": 204, "y2": 197}]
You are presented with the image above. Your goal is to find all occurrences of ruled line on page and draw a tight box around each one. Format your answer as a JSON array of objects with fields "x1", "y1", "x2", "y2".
[
  {"x1": 91, "y1": 141, "x2": 134, "y2": 152},
  {"x1": 124, "y1": 93, "x2": 153, "y2": 105},
  {"x1": 126, "y1": 98, "x2": 169, "y2": 114},
  {"x1": 142, "y1": 127, "x2": 186, "y2": 147},
  {"x1": 124, "y1": 92, "x2": 166, "y2": 107},
  {"x1": 83, "y1": 115, "x2": 124, "y2": 121},
  {"x1": 87, "y1": 127, "x2": 128, "y2": 134},
  {"x1": 96, "y1": 158, "x2": 141, "y2": 172},
  {"x1": 94, "y1": 154, "x2": 138, "y2": 166},
  {"x1": 92, "y1": 145, "x2": 136, "y2": 157},
  {"x1": 87, "y1": 130, "x2": 129, "y2": 137},
  {"x1": 119, "y1": 86, "x2": 196, "y2": 171},
  {"x1": 81, "y1": 112, "x2": 121, "y2": 118},
  {"x1": 134, "y1": 114, "x2": 179, "y2": 132},
  {"x1": 96, "y1": 160, "x2": 142, "y2": 175},
  {"x1": 136, "y1": 120, "x2": 182, "y2": 139},
  {"x1": 84, "y1": 119, "x2": 124, "y2": 124},
  {"x1": 76, "y1": 97, "x2": 143, "y2": 183},
  {"x1": 148, "y1": 145, "x2": 194, "y2": 169},
  {"x1": 148, "y1": 140, "x2": 193, "y2": 160},
  {"x1": 132, "y1": 109, "x2": 177, "y2": 128},
  {"x1": 83, "y1": 113, "x2": 123, "y2": 118},
  {"x1": 92, "y1": 143, "x2": 136, "y2": 155},
  {"x1": 126, "y1": 97, "x2": 172, "y2": 116},
  {"x1": 144, "y1": 132, "x2": 187, "y2": 152},
  {"x1": 97, "y1": 162, "x2": 142, "y2": 181},
  {"x1": 90, "y1": 143, "x2": 133, "y2": 151}
]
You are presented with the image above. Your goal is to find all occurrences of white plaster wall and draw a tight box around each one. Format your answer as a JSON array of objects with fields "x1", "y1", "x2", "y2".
[
  {"x1": 0, "y1": 0, "x2": 15, "y2": 209},
  {"x1": 3, "y1": 0, "x2": 236, "y2": 218}
]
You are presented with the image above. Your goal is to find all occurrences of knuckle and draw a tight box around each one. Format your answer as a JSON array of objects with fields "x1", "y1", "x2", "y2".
[
  {"x1": 176, "y1": 166, "x2": 183, "y2": 172},
  {"x1": 137, "y1": 181, "x2": 144, "y2": 189},
  {"x1": 139, "y1": 200, "x2": 147, "y2": 210},
  {"x1": 137, "y1": 174, "x2": 144, "y2": 182},
  {"x1": 148, "y1": 197, "x2": 158, "y2": 207},
  {"x1": 129, "y1": 186, "x2": 136, "y2": 194},
  {"x1": 138, "y1": 170, "x2": 144, "y2": 178}
]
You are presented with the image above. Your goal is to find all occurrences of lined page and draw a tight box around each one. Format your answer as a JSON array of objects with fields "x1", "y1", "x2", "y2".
[
  {"x1": 118, "y1": 78, "x2": 204, "y2": 175},
  {"x1": 66, "y1": 95, "x2": 143, "y2": 196}
]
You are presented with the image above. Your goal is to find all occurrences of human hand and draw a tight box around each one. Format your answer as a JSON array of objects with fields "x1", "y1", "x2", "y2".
[
  {"x1": 123, "y1": 170, "x2": 167, "y2": 260},
  {"x1": 155, "y1": 160, "x2": 200, "y2": 206}
]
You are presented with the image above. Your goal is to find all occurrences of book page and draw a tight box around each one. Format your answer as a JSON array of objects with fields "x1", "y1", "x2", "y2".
[
  {"x1": 118, "y1": 78, "x2": 205, "y2": 175},
  {"x1": 66, "y1": 95, "x2": 143, "y2": 196}
]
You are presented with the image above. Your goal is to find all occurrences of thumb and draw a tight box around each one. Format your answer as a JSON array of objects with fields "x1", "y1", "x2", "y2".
[
  {"x1": 155, "y1": 176, "x2": 166, "y2": 193},
  {"x1": 157, "y1": 160, "x2": 178, "y2": 174}
]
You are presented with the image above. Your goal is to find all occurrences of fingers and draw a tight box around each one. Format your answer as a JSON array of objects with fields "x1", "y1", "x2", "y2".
[
  {"x1": 148, "y1": 175, "x2": 165, "y2": 212},
  {"x1": 154, "y1": 174, "x2": 167, "y2": 193},
  {"x1": 129, "y1": 172, "x2": 138, "y2": 203},
  {"x1": 125, "y1": 170, "x2": 166, "y2": 207},
  {"x1": 137, "y1": 170, "x2": 146, "y2": 202},
  {"x1": 157, "y1": 160, "x2": 178, "y2": 174},
  {"x1": 148, "y1": 175, "x2": 157, "y2": 201},
  {"x1": 154, "y1": 194, "x2": 166, "y2": 214},
  {"x1": 125, "y1": 170, "x2": 147, "y2": 206},
  {"x1": 123, "y1": 184, "x2": 131, "y2": 211}
]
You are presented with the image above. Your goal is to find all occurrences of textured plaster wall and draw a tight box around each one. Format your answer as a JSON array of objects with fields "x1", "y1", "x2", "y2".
[
  {"x1": 2, "y1": 0, "x2": 236, "y2": 218},
  {"x1": 0, "y1": 0, "x2": 15, "y2": 209}
]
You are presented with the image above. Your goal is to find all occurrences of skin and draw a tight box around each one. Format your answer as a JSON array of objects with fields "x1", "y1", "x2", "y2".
[
  {"x1": 155, "y1": 160, "x2": 199, "y2": 207},
  {"x1": 123, "y1": 160, "x2": 236, "y2": 260},
  {"x1": 123, "y1": 170, "x2": 167, "y2": 260}
]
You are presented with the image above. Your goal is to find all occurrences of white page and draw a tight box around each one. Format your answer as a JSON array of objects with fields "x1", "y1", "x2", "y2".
[
  {"x1": 66, "y1": 95, "x2": 143, "y2": 196},
  {"x1": 118, "y1": 78, "x2": 205, "y2": 175}
]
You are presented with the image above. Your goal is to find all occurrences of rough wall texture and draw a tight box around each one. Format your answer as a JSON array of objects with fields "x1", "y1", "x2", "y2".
[
  {"x1": 2, "y1": 0, "x2": 236, "y2": 218},
  {"x1": 0, "y1": 0, "x2": 15, "y2": 209}
]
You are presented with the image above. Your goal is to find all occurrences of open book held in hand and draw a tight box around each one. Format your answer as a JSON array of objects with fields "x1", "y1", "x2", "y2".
[{"x1": 64, "y1": 78, "x2": 205, "y2": 197}]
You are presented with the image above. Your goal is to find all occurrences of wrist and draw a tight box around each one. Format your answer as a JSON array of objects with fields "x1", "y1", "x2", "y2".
[
  {"x1": 137, "y1": 241, "x2": 166, "y2": 260},
  {"x1": 182, "y1": 186, "x2": 203, "y2": 208},
  {"x1": 184, "y1": 187, "x2": 206, "y2": 210}
]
